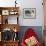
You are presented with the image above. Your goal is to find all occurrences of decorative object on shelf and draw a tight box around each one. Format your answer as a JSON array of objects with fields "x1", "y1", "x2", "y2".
[
  {"x1": 2, "y1": 16, "x2": 8, "y2": 24},
  {"x1": 1, "y1": 28, "x2": 13, "y2": 41},
  {"x1": 13, "y1": 32, "x2": 18, "y2": 41},
  {"x1": 13, "y1": 28, "x2": 18, "y2": 41},
  {"x1": 23, "y1": 8, "x2": 36, "y2": 19},
  {"x1": 5, "y1": 18, "x2": 8, "y2": 24},
  {"x1": 13, "y1": 28, "x2": 17, "y2": 32},
  {"x1": 9, "y1": 10, "x2": 18, "y2": 15},
  {"x1": 1, "y1": 28, "x2": 19, "y2": 41},
  {"x1": 2, "y1": 10, "x2": 9, "y2": 15}
]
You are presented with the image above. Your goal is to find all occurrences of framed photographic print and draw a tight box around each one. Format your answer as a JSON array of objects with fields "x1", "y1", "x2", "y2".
[
  {"x1": 2, "y1": 10, "x2": 9, "y2": 15},
  {"x1": 23, "y1": 8, "x2": 36, "y2": 19}
]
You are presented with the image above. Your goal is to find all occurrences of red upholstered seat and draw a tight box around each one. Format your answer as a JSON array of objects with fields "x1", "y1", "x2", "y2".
[{"x1": 21, "y1": 28, "x2": 41, "y2": 46}]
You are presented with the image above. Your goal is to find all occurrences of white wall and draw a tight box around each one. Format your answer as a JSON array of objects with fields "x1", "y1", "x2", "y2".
[
  {"x1": 0, "y1": 0, "x2": 44, "y2": 26},
  {"x1": 18, "y1": 0, "x2": 44, "y2": 26}
]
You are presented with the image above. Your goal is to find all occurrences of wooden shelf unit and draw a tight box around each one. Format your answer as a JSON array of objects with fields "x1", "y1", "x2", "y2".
[{"x1": 0, "y1": 7, "x2": 19, "y2": 46}]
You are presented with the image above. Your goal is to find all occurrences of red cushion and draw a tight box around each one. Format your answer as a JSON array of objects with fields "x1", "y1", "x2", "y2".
[{"x1": 21, "y1": 28, "x2": 41, "y2": 46}]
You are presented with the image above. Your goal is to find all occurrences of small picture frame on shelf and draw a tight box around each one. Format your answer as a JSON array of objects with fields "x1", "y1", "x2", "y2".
[
  {"x1": 23, "y1": 8, "x2": 36, "y2": 19},
  {"x1": 2, "y1": 10, "x2": 9, "y2": 15}
]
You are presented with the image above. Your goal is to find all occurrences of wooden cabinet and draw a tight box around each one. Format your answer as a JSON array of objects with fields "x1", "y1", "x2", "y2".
[
  {"x1": 0, "y1": 7, "x2": 19, "y2": 46},
  {"x1": 0, "y1": 41, "x2": 19, "y2": 46},
  {"x1": 2, "y1": 41, "x2": 19, "y2": 46}
]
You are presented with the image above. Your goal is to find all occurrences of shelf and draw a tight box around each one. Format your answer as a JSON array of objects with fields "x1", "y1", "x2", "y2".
[
  {"x1": 0, "y1": 7, "x2": 19, "y2": 46},
  {"x1": 0, "y1": 7, "x2": 19, "y2": 16},
  {"x1": 2, "y1": 40, "x2": 19, "y2": 43},
  {"x1": 0, "y1": 7, "x2": 19, "y2": 10},
  {"x1": 0, "y1": 7, "x2": 19, "y2": 24},
  {"x1": 0, "y1": 24, "x2": 19, "y2": 32}
]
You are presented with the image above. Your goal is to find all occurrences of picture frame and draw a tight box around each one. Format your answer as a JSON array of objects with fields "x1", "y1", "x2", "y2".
[
  {"x1": 23, "y1": 8, "x2": 36, "y2": 19},
  {"x1": 2, "y1": 10, "x2": 9, "y2": 15}
]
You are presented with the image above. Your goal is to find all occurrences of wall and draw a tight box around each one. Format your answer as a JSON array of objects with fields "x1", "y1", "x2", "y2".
[
  {"x1": 18, "y1": 0, "x2": 44, "y2": 26},
  {"x1": 0, "y1": 0, "x2": 44, "y2": 44},
  {"x1": 0, "y1": 0, "x2": 44, "y2": 26}
]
